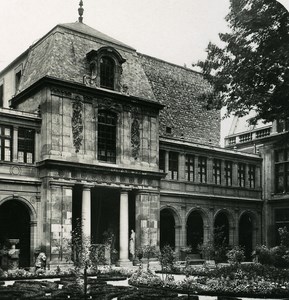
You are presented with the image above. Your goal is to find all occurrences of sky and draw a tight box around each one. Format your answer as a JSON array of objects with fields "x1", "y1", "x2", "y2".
[
  {"x1": 0, "y1": 0, "x2": 288, "y2": 144},
  {"x1": 0, "y1": 0, "x2": 232, "y2": 70}
]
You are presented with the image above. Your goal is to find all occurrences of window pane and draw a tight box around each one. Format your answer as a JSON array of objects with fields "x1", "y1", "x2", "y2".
[
  {"x1": 18, "y1": 128, "x2": 35, "y2": 163},
  {"x1": 100, "y1": 56, "x2": 115, "y2": 89},
  {"x1": 0, "y1": 125, "x2": 12, "y2": 161},
  {"x1": 98, "y1": 110, "x2": 116, "y2": 163}
]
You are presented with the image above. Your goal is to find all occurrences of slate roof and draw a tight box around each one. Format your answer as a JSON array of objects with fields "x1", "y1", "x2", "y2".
[
  {"x1": 17, "y1": 22, "x2": 155, "y2": 101},
  {"x1": 138, "y1": 54, "x2": 220, "y2": 146},
  {"x1": 59, "y1": 22, "x2": 135, "y2": 51}
]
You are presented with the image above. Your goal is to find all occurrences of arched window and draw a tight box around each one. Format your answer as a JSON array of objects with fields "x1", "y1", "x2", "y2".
[
  {"x1": 98, "y1": 110, "x2": 117, "y2": 163},
  {"x1": 100, "y1": 56, "x2": 115, "y2": 89}
]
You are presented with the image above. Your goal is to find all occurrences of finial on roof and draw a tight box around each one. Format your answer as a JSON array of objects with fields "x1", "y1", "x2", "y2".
[{"x1": 78, "y1": 0, "x2": 84, "y2": 23}]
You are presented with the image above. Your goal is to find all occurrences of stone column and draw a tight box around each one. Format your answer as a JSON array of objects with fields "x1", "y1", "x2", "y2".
[
  {"x1": 118, "y1": 190, "x2": 131, "y2": 266},
  {"x1": 82, "y1": 186, "x2": 91, "y2": 240}
]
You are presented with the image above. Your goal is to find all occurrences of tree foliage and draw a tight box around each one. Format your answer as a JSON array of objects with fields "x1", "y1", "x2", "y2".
[{"x1": 196, "y1": 0, "x2": 289, "y2": 124}]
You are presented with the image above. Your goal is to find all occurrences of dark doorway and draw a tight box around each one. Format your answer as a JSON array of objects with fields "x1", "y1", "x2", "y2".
[
  {"x1": 214, "y1": 212, "x2": 229, "y2": 246},
  {"x1": 239, "y1": 213, "x2": 253, "y2": 260},
  {"x1": 160, "y1": 209, "x2": 175, "y2": 249},
  {"x1": 91, "y1": 187, "x2": 120, "y2": 251},
  {"x1": 187, "y1": 211, "x2": 203, "y2": 252},
  {"x1": 0, "y1": 200, "x2": 31, "y2": 267}
]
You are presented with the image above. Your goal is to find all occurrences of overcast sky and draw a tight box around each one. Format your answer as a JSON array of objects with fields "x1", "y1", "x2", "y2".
[{"x1": 0, "y1": 0, "x2": 232, "y2": 70}]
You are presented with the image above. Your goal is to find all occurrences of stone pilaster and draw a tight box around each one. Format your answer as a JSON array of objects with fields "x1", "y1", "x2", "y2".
[
  {"x1": 13, "y1": 126, "x2": 18, "y2": 162},
  {"x1": 49, "y1": 183, "x2": 73, "y2": 266},
  {"x1": 135, "y1": 192, "x2": 160, "y2": 249}
]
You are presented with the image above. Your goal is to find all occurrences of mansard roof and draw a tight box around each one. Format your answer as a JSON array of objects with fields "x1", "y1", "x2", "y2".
[
  {"x1": 138, "y1": 54, "x2": 220, "y2": 146},
  {"x1": 15, "y1": 22, "x2": 155, "y2": 101}
]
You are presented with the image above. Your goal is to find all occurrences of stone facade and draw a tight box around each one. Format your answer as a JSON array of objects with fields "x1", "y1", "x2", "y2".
[
  {"x1": 0, "y1": 21, "x2": 263, "y2": 268},
  {"x1": 225, "y1": 116, "x2": 289, "y2": 247}
]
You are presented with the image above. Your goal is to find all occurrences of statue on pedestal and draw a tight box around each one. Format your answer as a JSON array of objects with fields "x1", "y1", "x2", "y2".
[
  {"x1": 7, "y1": 239, "x2": 20, "y2": 270},
  {"x1": 35, "y1": 252, "x2": 46, "y2": 270},
  {"x1": 129, "y1": 229, "x2": 135, "y2": 259}
]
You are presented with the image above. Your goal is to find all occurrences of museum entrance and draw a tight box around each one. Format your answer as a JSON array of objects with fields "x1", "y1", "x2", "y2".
[
  {"x1": 187, "y1": 211, "x2": 203, "y2": 252},
  {"x1": 239, "y1": 213, "x2": 253, "y2": 260},
  {"x1": 0, "y1": 200, "x2": 31, "y2": 268},
  {"x1": 72, "y1": 185, "x2": 136, "y2": 256},
  {"x1": 160, "y1": 208, "x2": 175, "y2": 249}
]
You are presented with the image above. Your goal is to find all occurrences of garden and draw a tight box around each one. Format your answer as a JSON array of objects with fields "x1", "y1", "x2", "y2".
[{"x1": 2, "y1": 227, "x2": 289, "y2": 299}]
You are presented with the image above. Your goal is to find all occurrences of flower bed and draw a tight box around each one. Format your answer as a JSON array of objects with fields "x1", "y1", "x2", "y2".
[{"x1": 130, "y1": 263, "x2": 289, "y2": 298}]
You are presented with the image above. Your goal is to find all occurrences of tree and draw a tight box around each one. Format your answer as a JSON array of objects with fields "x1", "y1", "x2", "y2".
[{"x1": 196, "y1": 0, "x2": 289, "y2": 124}]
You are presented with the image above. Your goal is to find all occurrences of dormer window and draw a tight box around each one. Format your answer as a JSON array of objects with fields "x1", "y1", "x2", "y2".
[
  {"x1": 100, "y1": 56, "x2": 115, "y2": 89},
  {"x1": 84, "y1": 47, "x2": 126, "y2": 92}
]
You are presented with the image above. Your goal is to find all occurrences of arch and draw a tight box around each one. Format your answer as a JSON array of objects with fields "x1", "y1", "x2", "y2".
[
  {"x1": 185, "y1": 207, "x2": 209, "y2": 227},
  {"x1": 186, "y1": 209, "x2": 206, "y2": 252},
  {"x1": 0, "y1": 197, "x2": 36, "y2": 268},
  {"x1": 239, "y1": 210, "x2": 257, "y2": 260},
  {"x1": 0, "y1": 196, "x2": 37, "y2": 222},
  {"x1": 214, "y1": 209, "x2": 233, "y2": 246},
  {"x1": 160, "y1": 208, "x2": 176, "y2": 249},
  {"x1": 160, "y1": 205, "x2": 181, "y2": 227}
]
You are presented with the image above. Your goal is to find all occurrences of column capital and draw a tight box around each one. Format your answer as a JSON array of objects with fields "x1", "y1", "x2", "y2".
[
  {"x1": 83, "y1": 184, "x2": 94, "y2": 190},
  {"x1": 120, "y1": 188, "x2": 130, "y2": 194}
]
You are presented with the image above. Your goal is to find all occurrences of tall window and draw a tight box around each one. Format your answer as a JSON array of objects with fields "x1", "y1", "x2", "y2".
[
  {"x1": 213, "y1": 159, "x2": 222, "y2": 185},
  {"x1": 185, "y1": 154, "x2": 195, "y2": 181},
  {"x1": 224, "y1": 161, "x2": 232, "y2": 186},
  {"x1": 275, "y1": 148, "x2": 289, "y2": 193},
  {"x1": 198, "y1": 156, "x2": 207, "y2": 183},
  {"x1": 168, "y1": 152, "x2": 178, "y2": 180},
  {"x1": 248, "y1": 164, "x2": 256, "y2": 188},
  {"x1": 0, "y1": 125, "x2": 12, "y2": 161},
  {"x1": 100, "y1": 56, "x2": 115, "y2": 89},
  {"x1": 18, "y1": 128, "x2": 35, "y2": 163},
  {"x1": 238, "y1": 163, "x2": 246, "y2": 187},
  {"x1": 0, "y1": 84, "x2": 3, "y2": 108},
  {"x1": 159, "y1": 150, "x2": 166, "y2": 173},
  {"x1": 98, "y1": 110, "x2": 117, "y2": 163}
]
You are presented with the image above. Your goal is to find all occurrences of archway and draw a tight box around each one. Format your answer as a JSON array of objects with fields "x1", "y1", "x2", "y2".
[
  {"x1": 239, "y1": 213, "x2": 253, "y2": 260},
  {"x1": 0, "y1": 200, "x2": 31, "y2": 267},
  {"x1": 214, "y1": 212, "x2": 229, "y2": 246},
  {"x1": 160, "y1": 209, "x2": 175, "y2": 249},
  {"x1": 187, "y1": 211, "x2": 203, "y2": 252}
]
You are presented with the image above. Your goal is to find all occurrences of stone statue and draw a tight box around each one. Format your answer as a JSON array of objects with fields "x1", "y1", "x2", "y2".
[
  {"x1": 35, "y1": 252, "x2": 46, "y2": 270},
  {"x1": 129, "y1": 229, "x2": 135, "y2": 258},
  {"x1": 7, "y1": 240, "x2": 20, "y2": 270}
]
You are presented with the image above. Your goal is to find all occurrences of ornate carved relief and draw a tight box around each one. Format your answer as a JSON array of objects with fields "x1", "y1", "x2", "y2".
[
  {"x1": 131, "y1": 107, "x2": 141, "y2": 159},
  {"x1": 51, "y1": 88, "x2": 72, "y2": 97},
  {"x1": 71, "y1": 96, "x2": 83, "y2": 153},
  {"x1": 97, "y1": 98, "x2": 122, "y2": 113},
  {"x1": 83, "y1": 59, "x2": 98, "y2": 87}
]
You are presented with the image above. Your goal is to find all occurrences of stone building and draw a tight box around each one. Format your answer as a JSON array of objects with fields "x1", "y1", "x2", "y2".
[
  {"x1": 0, "y1": 16, "x2": 263, "y2": 268},
  {"x1": 225, "y1": 115, "x2": 289, "y2": 247}
]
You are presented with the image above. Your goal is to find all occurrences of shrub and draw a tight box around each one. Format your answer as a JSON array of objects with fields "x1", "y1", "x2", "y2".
[
  {"x1": 226, "y1": 246, "x2": 245, "y2": 265},
  {"x1": 253, "y1": 245, "x2": 274, "y2": 265},
  {"x1": 198, "y1": 241, "x2": 215, "y2": 260}
]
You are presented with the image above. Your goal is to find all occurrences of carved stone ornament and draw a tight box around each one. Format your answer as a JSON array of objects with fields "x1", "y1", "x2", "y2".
[
  {"x1": 83, "y1": 59, "x2": 98, "y2": 88},
  {"x1": 131, "y1": 107, "x2": 141, "y2": 159},
  {"x1": 71, "y1": 96, "x2": 83, "y2": 153},
  {"x1": 98, "y1": 98, "x2": 122, "y2": 113}
]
